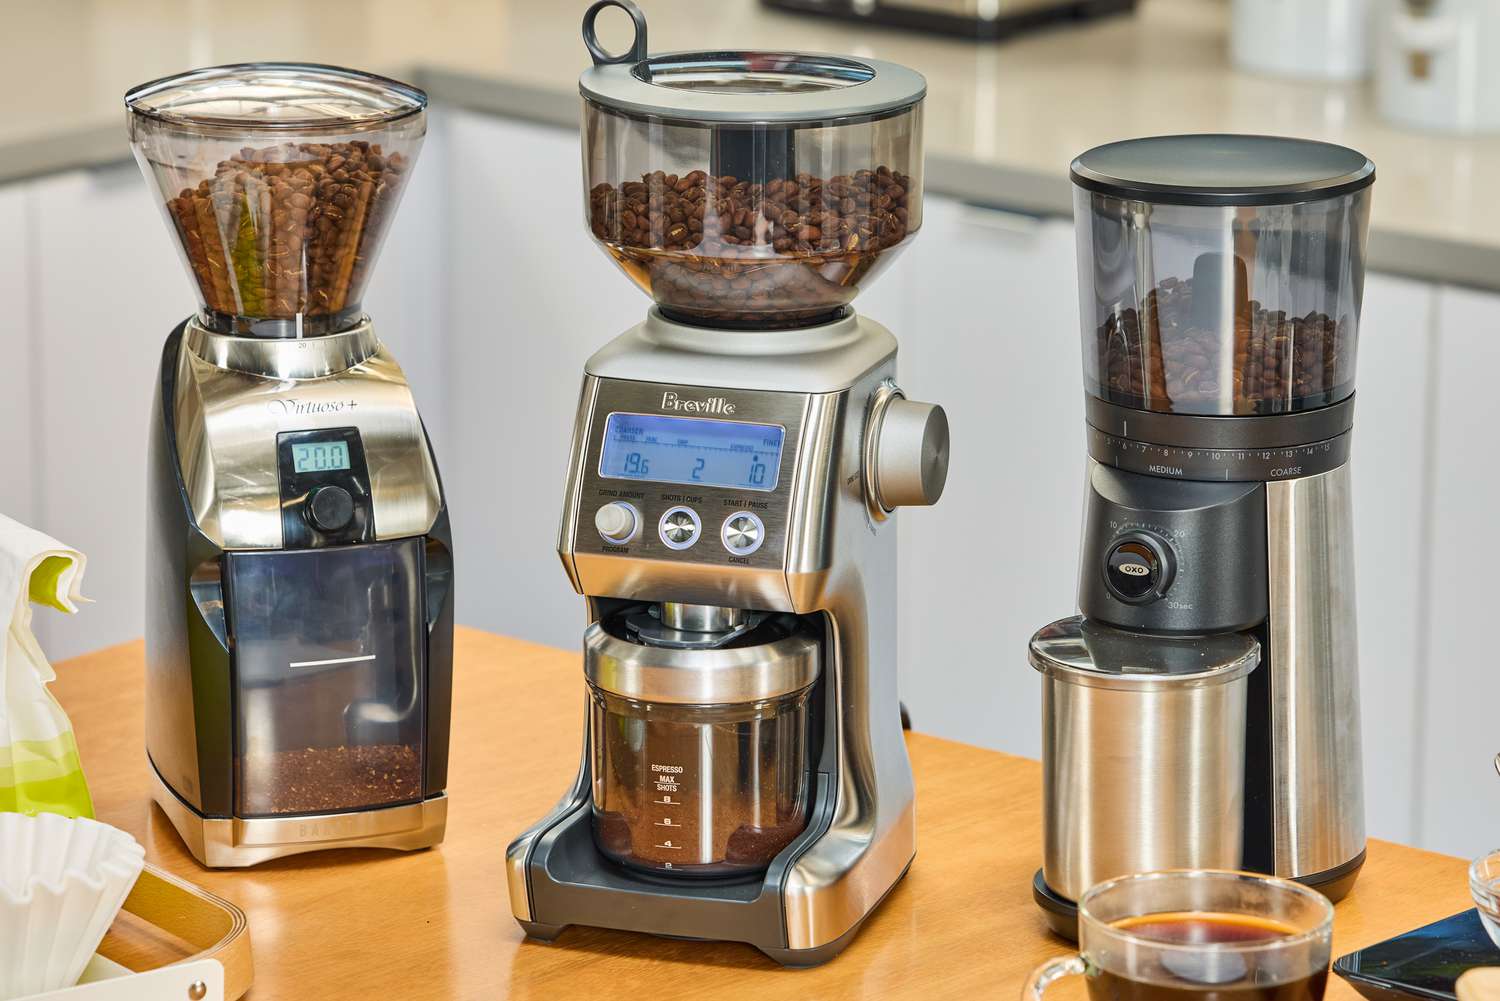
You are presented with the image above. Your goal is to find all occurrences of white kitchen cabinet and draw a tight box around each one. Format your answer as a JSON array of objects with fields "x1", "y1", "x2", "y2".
[
  {"x1": 0, "y1": 185, "x2": 34, "y2": 528},
  {"x1": 888, "y1": 198, "x2": 1083, "y2": 757},
  {"x1": 1349, "y1": 273, "x2": 1438, "y2": 846},
  {"x1": 1418, "y1": 284, "x2": 1500, "y2": 858},
  {"x1": 362, "y1": 117, "x2": 450, "y2": 455},
  {"x1": 442, "y1": 111, "x2": 642, "y2": 649},
  {"x1": 28, "y1": 164, "x2": 185, "y2": 660}
]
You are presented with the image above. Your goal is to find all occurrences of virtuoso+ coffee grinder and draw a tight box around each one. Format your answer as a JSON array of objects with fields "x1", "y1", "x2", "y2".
[
  {"x1": 127, "y1": 65, "x2": 454, "y2": 867},
  {"x1": 507, "y1": 3, "x2": 949, "y2": 965},
  {"x1": 1030, "y1": 134, "x2": 1375, "y2": 934}
]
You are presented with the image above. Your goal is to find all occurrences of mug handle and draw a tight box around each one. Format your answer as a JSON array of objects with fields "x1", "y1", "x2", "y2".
[{"x1": 1022, "y1": 955, "x2": 1087, "y2": 1001}]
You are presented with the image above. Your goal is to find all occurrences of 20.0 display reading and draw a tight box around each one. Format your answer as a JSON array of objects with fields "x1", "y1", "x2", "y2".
[
  {"x1": 599, "y1": 413, "x2": 784, "y2": 492},
  {"x1": 291, "y1": 441, "x2": 351, "y2": 474}
]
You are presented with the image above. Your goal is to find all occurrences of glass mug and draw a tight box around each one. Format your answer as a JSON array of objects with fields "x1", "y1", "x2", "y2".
[{"x1": 1024, "y1": 870, "x2": 1335, "y2": 1001}]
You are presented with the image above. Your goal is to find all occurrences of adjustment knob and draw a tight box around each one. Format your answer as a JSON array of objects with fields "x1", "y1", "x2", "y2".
[
  {"x1": 1103, "y1": 532, "x2": 1176, "y2": 604},
  {"x1": 306, "y1": 485, "x2": 355, "y2": 533},
  {"x1": 874, "y1": 397, "x2": 950, "y2": 509},
  {"x1": 594, "y1": 501, "x2": 640, "y2": 544}
]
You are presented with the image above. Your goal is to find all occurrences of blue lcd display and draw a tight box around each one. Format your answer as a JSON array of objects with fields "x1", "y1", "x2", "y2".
[{"x1": 599, "y1": 413, "x2": 784, "y2": 492}]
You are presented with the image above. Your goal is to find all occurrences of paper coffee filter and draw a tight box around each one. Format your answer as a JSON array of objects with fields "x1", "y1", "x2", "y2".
[{"x1": 0, "y1": 812, "x2": 145, "y2": 1000}]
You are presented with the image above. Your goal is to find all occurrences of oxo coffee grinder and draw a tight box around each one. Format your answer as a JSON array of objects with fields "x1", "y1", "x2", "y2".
[
  {"x1": 127, "y1": 64, "x2": 454, "y2": 867},
  {"x1": 506, "y1": 2, "x2": 949, "y2": 965},
  {"x1": 1031, "y1": 134, "x2": 1376, "y2": 934}
]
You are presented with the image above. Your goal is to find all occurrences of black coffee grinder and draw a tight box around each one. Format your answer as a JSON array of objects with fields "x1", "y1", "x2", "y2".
[{"x1": 127, "y1": 64, "x2": 454, "y2": 867}]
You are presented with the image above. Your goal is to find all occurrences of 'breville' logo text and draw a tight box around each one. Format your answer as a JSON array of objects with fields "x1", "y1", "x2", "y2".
[
  {"x1": 267, "y1": 398, "x2": 359, "y2": 417},
  {"x1": 660, "y1": 391, "x2": 735, "y2": 415}
]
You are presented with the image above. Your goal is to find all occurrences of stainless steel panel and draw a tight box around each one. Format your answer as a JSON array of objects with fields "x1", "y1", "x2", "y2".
[
  {"x1": 583, "y1": 621, "x2": 820, "y2": 704},
  {"x1": 1039, "y1": 666, "x2": 1248, "y2": 902},
  {"x1": 564, "y1": 378, "x2": 810, "y2": 605},
  {"x1": 1266, "y1": 465, "x2": 1366, "y2": 878},
  {"x1": 175, "y1": 318, "x2": 441, "y2": 549},
  {"x1": 781, "y1": 361, "x2": 916, "y2": 952}
]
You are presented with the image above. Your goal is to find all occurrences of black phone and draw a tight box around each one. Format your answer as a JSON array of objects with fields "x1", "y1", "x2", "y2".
[{"x1": 1336, "y1": 909, "x2": 1500, "y2": 1001}]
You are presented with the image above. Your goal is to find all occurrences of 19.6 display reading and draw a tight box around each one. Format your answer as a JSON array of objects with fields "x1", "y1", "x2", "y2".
[
  {"x1": 599, "y1": 413, "x2": 784, "y2": 492},
  {"x1": 291, "y1": 441, "x2": 351, "y2": 473}
]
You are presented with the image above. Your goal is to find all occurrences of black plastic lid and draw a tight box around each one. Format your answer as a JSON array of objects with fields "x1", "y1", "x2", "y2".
[{"x1": 1071, "y1": 134, "x2": 1375, "y2": 207}]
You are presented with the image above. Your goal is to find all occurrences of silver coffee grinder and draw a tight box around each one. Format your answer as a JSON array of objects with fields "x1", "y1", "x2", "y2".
[
  {"x1": 1030, "y1": 134, "x2": 1376, "y2": 935},
  {"x1": 506, "y1": 2, "x2": 949, "y2": 965},
  {"x1": 128, "y1": 64, "x2": 454, "y2": 867}
]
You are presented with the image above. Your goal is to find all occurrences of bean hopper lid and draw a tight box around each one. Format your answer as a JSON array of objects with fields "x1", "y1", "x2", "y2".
[
  {"x1": 127, "y1": 63, "x2": 427, "y2": 338},
  {"x1": 1029, "y1": 616, "x2": 1259, "y2": 691},
  {"x1": 577, "y1": 1, "x2": 927, "y2": 329},
  {"x1": 580, "y1": 21, "x2": 925, "y2": 124},
  {"x1": 1071, "y1": 133, "x2": 1374, "y2": 207}
]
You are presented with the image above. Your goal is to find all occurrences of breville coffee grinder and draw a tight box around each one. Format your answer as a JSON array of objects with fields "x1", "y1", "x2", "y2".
[
  {"x1": 1031, "y1": 134, "x2": 1375, "y2": 935},
  {"x1": 127, "y1": 64, "x2": 454, "y2": 867},
  {"x1": 506, "y1": 2, "x2": 949, "y2": 965}
]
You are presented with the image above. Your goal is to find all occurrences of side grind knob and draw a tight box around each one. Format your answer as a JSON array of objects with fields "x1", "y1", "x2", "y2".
[{"x1": 874, "y1": 396, "x2": 950, "y2": 509}]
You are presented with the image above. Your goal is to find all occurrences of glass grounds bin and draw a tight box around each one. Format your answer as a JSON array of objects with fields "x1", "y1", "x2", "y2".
[
  {"x1": 584, "y1": 610, "x2": 821, "y2": 878},
  {"x1": 126, "y1": 63, "x2": 426, "y2": 338},
  {"x1": 223, "y1": 541, "x2": 427, "y2": 817},
  {"x1": 1071, "y1": 134, "x2": 1375, "y2": 416},
  {"x1": 579, "y1": 2, "x2": 926, "y2": 328}
]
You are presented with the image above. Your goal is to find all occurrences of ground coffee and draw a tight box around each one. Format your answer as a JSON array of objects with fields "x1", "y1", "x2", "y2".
[{"x1": 238, "y1": 743, "x2": 422, "y2": 816}]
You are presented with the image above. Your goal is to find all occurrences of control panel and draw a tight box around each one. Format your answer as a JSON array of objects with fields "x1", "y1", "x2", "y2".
[
  {"x1": 277, "y1": 427, "x2": 375, "y2": 548},
  {"x1": 570, "y1": 380, "x2": 807, "y2": 572}
]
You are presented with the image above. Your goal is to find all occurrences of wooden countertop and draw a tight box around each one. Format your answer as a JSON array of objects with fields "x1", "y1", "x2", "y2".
[{"x1": 53, "y1": 627, "x2": 1472, "y2": 1000}]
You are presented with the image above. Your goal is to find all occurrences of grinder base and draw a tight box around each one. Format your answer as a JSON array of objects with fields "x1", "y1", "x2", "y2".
[{"x1": 150, "y1": 758, "x2": 446, "y2": 868}]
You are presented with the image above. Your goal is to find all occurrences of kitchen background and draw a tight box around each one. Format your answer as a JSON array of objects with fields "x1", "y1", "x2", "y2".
[{"x1": 2, "y1": 0, "x2": 1496, "y2": 860}]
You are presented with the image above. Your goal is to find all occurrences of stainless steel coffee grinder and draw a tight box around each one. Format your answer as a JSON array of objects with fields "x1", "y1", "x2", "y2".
[
  {"x1": 1031, "y1": 134, "x2": 1376, "y2": 935},
  {"x1": 506, "y1": 2, "x2": 949, "y2": 965},
  {"x1": 128, "y1": 64, "x2": 454, "y2": 867}
]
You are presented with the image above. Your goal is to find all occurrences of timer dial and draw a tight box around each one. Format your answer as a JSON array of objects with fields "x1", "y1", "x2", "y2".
[{"x1": 1103, "y1": 532, "x2": 1176, "y2": 604}]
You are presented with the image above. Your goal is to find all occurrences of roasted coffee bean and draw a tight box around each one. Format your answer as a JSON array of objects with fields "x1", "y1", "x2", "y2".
[
  {"x1": 1091, "y1": 276, "x2": 1353, "y2": 415},
  {"x1": 166, "y1": 139, "x2": 410, "y2": 327},
  {"x1": 589, "y1": 165, "x2": 916, "y2": 327}
]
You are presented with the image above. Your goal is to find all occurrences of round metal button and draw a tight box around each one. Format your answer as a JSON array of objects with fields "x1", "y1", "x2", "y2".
[
  {"x1": 721, "y1": 511, "x2": 765, "y2": 556},
  {"x1": 658, "y1": 506, "x2": 701, "y2": 550}
]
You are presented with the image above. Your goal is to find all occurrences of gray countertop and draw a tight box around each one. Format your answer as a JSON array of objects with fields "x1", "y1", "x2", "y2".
[{"x1": 6, "y1": 0, "x2": 1498, "y2": 290}]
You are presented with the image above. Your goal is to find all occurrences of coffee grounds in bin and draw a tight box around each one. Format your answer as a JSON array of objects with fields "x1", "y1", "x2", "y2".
[
  {"x1": 167, "y1": 140, "x2": 409, "y2": 330},
  {"x1": 238, "y1": 743, "x2": 422, "y2": 816},
  {"x1": 589, "y1": 166, "x2": 914, "y2": 328},
  {"x1": 1094, "y1": 276, "x2": 1354, "y2": 415}
]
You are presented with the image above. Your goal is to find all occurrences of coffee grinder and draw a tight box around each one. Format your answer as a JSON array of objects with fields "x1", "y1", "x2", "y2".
[
  {"x1": 127, "y1": 64, "x2": 454, "y2": 867},
  {"x1": 1031, "y1": 134, "x2": 1375, "y2": 934},
  {"x1": 506, "y1": 2, "x2": 949, "y2": 965}
]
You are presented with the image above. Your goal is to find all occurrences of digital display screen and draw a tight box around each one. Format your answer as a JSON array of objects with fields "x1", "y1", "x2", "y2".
[
  {"x1": 599, "y1": 413, "x2": 784, "y2": 492},
  {"x1": 291, "y1": 441, "x2": 351, "y2": 474}
]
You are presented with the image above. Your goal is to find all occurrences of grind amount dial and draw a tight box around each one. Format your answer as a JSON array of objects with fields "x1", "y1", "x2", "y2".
[{"x1": 867, "y1": 385, "x2": 950, "y2": 513}]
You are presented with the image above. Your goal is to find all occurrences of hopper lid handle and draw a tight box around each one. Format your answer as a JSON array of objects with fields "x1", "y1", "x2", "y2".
[{"x1": 583, "y1": 0, "x2": 649, "y2": 67}]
